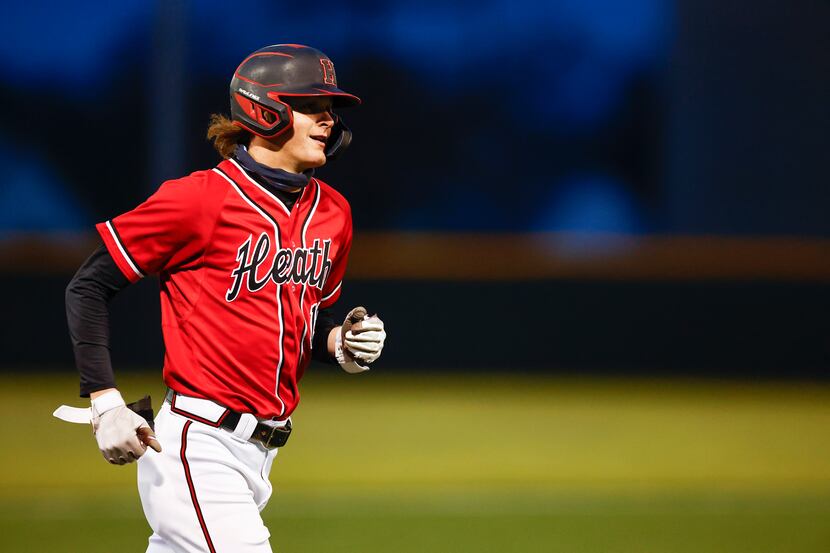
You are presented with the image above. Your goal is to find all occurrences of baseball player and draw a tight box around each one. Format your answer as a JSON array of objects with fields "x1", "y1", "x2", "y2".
[{"x1": 55, "y1": 44, "x2": 386, "y2": 552}]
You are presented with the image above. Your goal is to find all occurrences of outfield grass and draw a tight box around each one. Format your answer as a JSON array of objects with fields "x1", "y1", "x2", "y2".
[{"x1": 1, "y1": 371, "x2": 829, "y2": 552}]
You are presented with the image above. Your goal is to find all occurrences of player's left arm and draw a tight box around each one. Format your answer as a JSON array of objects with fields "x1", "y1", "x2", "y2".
[
  {"x1": 314, "y1": 202, "x2": 386, "y2": 372},
  {"x1": 311, "y1": 308, "x2": 387, "y2": 372}
]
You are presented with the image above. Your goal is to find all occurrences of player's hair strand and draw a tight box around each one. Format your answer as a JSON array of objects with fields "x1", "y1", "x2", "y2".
[{"x1": 207, "y1": 114, "x2": 251, "y2": 159}]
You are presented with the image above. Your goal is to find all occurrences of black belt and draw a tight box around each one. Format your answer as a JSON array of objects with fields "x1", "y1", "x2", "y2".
[{"x1": 165, "y1": 390, "x2": 291, "y2": 449}]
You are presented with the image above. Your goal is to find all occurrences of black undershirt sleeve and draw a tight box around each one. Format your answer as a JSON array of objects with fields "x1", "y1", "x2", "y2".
[
  {"x1": 66, "y1": 244, "x2": 131, "y2": 397},
  {"x1": 312, "y1": 307, "x2": 338, "y2": 364}
]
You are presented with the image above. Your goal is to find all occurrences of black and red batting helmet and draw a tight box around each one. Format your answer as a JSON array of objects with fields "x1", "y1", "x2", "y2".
[{"x1": 230, "y1": 44, "x2": 361, "y2": 159}]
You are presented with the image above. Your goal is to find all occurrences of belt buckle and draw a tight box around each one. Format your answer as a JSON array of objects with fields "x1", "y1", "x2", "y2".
[
  {"x1": 255, "y1": 420, "x2": 292, "y2": 449},
  {"x1": 264, "y1": 425, "x2": 280, "y2": 449}
]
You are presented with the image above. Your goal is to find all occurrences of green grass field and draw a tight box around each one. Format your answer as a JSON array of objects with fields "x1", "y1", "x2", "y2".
[{"x1": 2, "y1": 371, "x2": 829, "y2": 552}]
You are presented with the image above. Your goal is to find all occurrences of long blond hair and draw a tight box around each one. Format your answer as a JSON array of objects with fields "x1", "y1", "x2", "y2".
[{"x1": 206, "y1": 114, "x2": 251, "y2": 159}]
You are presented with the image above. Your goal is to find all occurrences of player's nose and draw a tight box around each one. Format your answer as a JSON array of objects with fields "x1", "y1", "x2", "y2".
[{"x1": 317, "y1": 109, "x2": 334, "y2": 125}]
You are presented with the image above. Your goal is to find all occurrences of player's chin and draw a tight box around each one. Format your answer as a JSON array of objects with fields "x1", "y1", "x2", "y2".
[{"x1": 303, "y1": 149, "x2": 327, "y2": 169}]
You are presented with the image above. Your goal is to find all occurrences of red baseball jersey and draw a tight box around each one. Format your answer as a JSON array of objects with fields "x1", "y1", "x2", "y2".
[{"x1": 96, "y1": 158, "x2": 352, "y2": 419}]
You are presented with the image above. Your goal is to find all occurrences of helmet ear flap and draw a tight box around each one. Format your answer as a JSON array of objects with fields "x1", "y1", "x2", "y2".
[
  {"x1": 231, "y1": 90, "x2": 293, "y2": 139},
  {"x1": 325, "y1": 114, "x2": 352, "y2": 160}
]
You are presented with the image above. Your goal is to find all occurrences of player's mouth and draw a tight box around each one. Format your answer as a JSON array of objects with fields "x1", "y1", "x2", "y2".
[{"x1": 310, "y1": 134, "x2": 328, "y2": 145}]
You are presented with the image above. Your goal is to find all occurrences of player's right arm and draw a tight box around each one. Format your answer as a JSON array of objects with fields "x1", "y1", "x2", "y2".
[
  {"x1": 65, "y1": 244, "x2": 161, "y2": 463},
  {"x1": 66, "y1": 245, "x2": 128, "y2": 397},
  {"x1": 65, "y1": 172, "x2": 218, "y2": 464}
]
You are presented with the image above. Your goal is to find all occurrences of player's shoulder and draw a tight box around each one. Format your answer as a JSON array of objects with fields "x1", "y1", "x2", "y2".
[
  {"x1": 313, "y1": 177, "x2": 351, "y2": 215},
  {"x1": 144, "y1": 169, "x2": 231, "y2": 223},
  {"x1": 158, "y1": 168, "x2": 228, "y2": 196}
]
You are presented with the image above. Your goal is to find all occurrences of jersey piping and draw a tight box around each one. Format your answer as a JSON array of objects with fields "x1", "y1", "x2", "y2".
[
  {"x1": 297, "y1": 179, "x2": 322, "y2": 361},
  {"x1": 321, "y1": 281, "x2": 341, "y2": 302},
  {"x1": 103, "y1": 220, "x2": 145, "y2": 280},
  {"x1": 212, "y1": 166, "x2": 287, "y2": 418},
  {"x1": 228, "y1": 158, "x2": 294, "y2": 216}
]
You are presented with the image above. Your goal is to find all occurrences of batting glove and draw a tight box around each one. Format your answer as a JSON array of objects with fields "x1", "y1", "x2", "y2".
[
  {"x1": 92, "y1": 390, "x2": 162, "y2": 465},
  {"x1": 335, "y1": 306, "x2": 387, "y2": 374}
]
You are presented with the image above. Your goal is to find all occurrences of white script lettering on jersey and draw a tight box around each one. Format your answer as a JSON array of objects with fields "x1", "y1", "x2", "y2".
[{"x1": 226, "y1": 233, "x2": 332, "y2": 302}]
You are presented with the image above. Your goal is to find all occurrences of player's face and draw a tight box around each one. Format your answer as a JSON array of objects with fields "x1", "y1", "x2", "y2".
[{"x1": 279, "y1": 97, "x2": 335, "y2": 171}]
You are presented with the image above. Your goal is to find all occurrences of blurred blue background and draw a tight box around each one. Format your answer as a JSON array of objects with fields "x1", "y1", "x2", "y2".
[{"x1": 2, "y1": 0, "x2": 826, "y2": 236}]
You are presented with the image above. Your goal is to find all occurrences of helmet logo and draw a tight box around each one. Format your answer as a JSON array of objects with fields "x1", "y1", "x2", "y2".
[
  {"x1": 237, "y1": 87, "x2": 260, "y2": 102},
  {"x1": 320, "y1": 58, "x2": 337, "y2": 86}
]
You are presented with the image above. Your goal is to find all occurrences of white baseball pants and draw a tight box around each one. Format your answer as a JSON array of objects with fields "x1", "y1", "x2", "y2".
[{"x1": 137, "y1": 399, "x2": 280, "y2": 552}]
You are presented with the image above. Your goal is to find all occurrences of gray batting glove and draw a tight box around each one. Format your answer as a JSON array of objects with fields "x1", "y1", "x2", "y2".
[{"x1": 92, "y1": 390, "x2": 162, "y2": 465}]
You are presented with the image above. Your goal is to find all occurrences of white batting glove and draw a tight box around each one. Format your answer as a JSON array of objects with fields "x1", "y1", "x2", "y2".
[
  {"x1": 345, "y1": 316, "x2": 386, "y2": 363},
  {"x1": 92, "y1": 390, "x2": 162, "y2": 465},
  {"x1": 335, "y1": 307, "x2": 387, "y2": 373}
]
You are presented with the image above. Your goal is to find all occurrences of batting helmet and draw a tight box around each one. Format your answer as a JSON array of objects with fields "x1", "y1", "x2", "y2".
[{"x1": 230, "y1": 44, "x2": 361, "y2": 160}]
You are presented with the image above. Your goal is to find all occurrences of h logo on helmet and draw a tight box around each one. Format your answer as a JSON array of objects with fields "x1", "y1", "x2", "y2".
[{"x1": 320, "y1": 59, "x2": 337, "y2": 86}]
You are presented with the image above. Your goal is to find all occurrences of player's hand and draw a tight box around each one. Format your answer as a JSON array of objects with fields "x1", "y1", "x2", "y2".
[
  {"x1": 92, "y1": 390, "x2": 162, "y2": 465},
  {"x1": 335, "y1": 306, "x2": 387, "y2": 373},
  {"x1": 345, "y1": 315, "x2": 386, "y2": 363}
]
